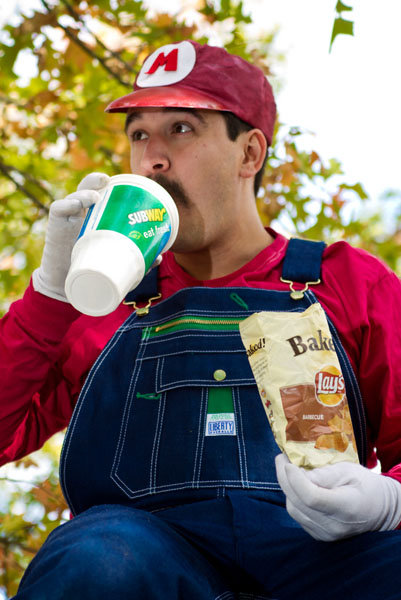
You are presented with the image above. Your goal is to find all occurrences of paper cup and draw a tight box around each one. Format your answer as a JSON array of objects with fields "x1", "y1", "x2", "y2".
[{"x1": 65, "y1": 174, "x2": 179, "y2": 316}]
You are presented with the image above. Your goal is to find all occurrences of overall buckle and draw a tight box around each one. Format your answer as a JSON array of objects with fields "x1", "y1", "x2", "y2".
[
  {"x1": 123, "y1": 293, "x2": 162, "y2": 316},
  {"x1": 280, "y1": 277, "x2": 321, "y2": 300}
]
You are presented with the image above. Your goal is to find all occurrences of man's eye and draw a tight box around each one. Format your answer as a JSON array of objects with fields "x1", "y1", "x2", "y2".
[
  {"x1": 129, "y1": 130, "x2": 148, "y2": 141},
  {"x1": 173, "y1": 123, "x2": 192, "y2": 134}
]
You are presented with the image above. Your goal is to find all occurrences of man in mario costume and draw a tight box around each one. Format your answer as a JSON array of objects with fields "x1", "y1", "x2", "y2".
[{"x1": 2, "y1": 39, "x2": 401, "y2": 600}]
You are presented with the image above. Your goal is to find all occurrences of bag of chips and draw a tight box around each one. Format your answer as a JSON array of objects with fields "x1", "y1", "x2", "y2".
[{"x1": 239, "y1": 303, "x2": 359, "y2": 468}]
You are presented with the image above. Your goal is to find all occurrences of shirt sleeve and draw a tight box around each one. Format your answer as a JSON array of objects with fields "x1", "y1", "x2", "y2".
[
  {"x1": 0, "y1": 282, "x2": 82, "y2": 465},
  {"x1": 316, "y1": 242, "x2": 401, "y2": 483},
  {"x1": 359, "y1": 269, "x2": 401, "y2": 481}
]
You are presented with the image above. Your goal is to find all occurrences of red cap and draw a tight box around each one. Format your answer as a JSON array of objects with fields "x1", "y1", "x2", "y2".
[{"x1": 106, "y1": 40, "x2": 276, "y2": 145}]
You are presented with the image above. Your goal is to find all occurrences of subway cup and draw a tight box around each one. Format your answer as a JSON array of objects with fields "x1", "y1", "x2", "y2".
[{"x1": 64, "y1": 174, "x2": 179, "y2": 316}]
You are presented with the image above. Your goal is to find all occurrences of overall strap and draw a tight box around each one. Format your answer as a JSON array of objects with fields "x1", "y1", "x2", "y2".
[
  {"x1": 123, "y1": 267, "x2": 160, "y2": 315},
  {"x1": 281, "y1": 238, "x2": 326, "y2": 300},
  {"x1": 282, "y1": 238, "x2": 327, "y2": 282}
]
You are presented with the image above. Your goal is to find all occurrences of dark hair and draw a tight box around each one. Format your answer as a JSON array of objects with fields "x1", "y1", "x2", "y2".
[{"x1": 221, "y1": 111, "x2": 268, "y2": 196}]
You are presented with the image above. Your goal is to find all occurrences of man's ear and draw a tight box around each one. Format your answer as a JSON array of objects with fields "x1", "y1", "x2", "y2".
[{"x1": 239, "y1": 129, "x2": 267, "y2": 179}]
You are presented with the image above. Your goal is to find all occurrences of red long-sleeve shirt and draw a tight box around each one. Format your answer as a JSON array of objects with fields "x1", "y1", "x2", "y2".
[{"x1": 1, "y1": 230, "x2": 401, "y2": 484}]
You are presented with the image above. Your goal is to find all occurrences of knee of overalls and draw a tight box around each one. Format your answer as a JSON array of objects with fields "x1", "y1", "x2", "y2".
[{"x1": 15, "y1": 505, "x2": 231, "y2": 600}]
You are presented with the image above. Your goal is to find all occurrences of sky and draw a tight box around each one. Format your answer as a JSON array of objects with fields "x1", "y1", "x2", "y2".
[
  {"x1": 249, "y1": 0, "x2": 401, "y2": 204},
  {"x1": 1, "y1": 0, "x2": 401, "y2": 226}
]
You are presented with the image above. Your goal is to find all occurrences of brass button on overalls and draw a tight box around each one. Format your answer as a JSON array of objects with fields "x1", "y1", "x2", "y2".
[{"x1": 213, "y1": 369, "x2": 227, "y2": 382}]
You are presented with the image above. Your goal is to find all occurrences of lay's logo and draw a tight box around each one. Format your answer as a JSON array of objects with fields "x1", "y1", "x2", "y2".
[{"x1": 315, "y1": 365, "x2": 345, "y2": 407}]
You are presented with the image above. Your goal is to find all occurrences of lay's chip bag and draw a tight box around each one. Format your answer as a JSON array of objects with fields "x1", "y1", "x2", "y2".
[{"x1": 239, "y1": 303, "x2": 359, "y2": 468}]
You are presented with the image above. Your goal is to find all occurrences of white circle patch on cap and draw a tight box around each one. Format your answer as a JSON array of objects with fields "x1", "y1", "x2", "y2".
[{"x1": 136, "y1": 41, "x2": 196, "y2": 88}]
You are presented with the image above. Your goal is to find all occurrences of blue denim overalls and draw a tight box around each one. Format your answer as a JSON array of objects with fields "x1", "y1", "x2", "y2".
[
  {"x1": 20, "y1": 240, "x2": 401, "y2": 600},
  {"x1": 60, "y1": 239, "x2": 367, "y2": 516}
]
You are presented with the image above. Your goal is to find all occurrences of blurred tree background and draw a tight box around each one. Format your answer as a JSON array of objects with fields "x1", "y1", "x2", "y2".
[{"x1": 0, "y1": 0, "x2": 400, "y2": 596}]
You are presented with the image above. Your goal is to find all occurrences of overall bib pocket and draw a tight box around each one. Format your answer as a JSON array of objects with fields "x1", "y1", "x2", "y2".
[{"x1": 111, "y1": 321, "x2": 281, "y2": 500}]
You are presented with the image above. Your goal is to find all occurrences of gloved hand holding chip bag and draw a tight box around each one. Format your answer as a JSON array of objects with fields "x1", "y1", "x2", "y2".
[{"x1": 239, "y1": 303, "x2": 359, "y2": 468}]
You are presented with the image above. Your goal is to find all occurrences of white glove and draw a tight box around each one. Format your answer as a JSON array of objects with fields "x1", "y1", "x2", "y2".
[
  {"x1": 275, "y1": 453, "x2": 401, "y2": 541},
  {"x1": 32, "y1": 172, "x2": 110, "y2": 302}
]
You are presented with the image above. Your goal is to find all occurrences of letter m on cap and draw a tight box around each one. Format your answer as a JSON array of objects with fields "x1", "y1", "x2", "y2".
[{"x1": 146, "y1": 48, "x2": 179, "y2": 75}]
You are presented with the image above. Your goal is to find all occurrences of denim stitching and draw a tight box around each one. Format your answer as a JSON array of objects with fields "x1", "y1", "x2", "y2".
[
  {"x1": 232, "y1": 388, "x2": 246, "y2": 487},
  {"x1": 61, "y1": 327, "x2": 126, "y2": 513},
  {"x1": 239, "y1": 595, "x2": 276, "y2": 600},
  {"x1": 148, "y1": 333, "x2": 243, "y2": 344},
  {"x1": 303, "y1": 290, "x2": 316, "y2": 307},
  {"x1": 158, "y1": 379, "x2": 255, "y2": 390},
  {"x1": 147, "y1": 332, "x2": 241, "y2": 344},
  {"x1": 119, "y1": 300, "x2": 305, "y2": 331},
  {"x1": 150, "y1": 392, "x2": 165, "y2": 493},
  {"x1": 193, "y1": 388, "x2": 206, "y2": 487},
  {"x1": 121, "y1": 308, "x2": 245, "y2": 330},
  {"x1": 156, "y1": 356, "x2": 164, "y2": 392},
  {"x1": 150, "y1": 359, "x2": 165, "y2": 491},
  {"x1": 196, "y1": 388, "x2": 207, "y2": 484},
  {"x1": 109, "y1": 477, "x2": 281, "y2": 499},
  {"x1": 235, "y1": 387, "x2": 249, "y2": 485},
  {"x1": 146, "y1": 341, "x2": 245, "y2": 351},
  {"x1": 144, "y1": 349, "x2": 247, "y2": 361},
  {"x1": 120, "y1": 308, "x2": 304, "y2": 331},
  {"x1": 111, "y1": 327, "x2": 151, "y2": 491}
]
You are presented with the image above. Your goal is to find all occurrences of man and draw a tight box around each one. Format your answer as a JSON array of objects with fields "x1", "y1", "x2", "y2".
[{"x1": 1, "y1": 40, "x2": 401, "y2": 600}]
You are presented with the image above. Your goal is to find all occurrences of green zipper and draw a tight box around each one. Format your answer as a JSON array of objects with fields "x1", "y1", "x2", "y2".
[{"x1": 144, "y1": 315, "x2": 244, "y2": 338}]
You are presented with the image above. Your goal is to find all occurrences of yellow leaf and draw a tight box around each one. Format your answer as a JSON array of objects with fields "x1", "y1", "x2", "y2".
[
  {"x1": 280, "y1": 162, "x2": 296, "y2": 186},
  {"x1": 25, "y1": 90, "x2": 58, "y2": 110},
  {"x1": 64, "y1": 39, "x2": 92, "y2": 72},
  {"x1": 70, "y1": 141, "x2": 97, "y2": 171},
  {"x1": 13, "y1": 456, "x2": 39, "y2": 469}
]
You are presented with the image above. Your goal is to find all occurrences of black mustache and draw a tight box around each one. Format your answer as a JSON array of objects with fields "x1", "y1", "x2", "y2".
[{"x1": 151, "y1": 174, "x2": 190, "y2": 207}]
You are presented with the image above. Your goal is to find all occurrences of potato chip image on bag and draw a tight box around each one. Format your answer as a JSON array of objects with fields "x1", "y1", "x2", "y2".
[{"x1": 239, "y1": 303, "x2": 359, "y2": 468}]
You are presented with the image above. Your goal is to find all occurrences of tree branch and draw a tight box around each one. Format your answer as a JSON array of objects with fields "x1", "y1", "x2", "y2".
[
  {"x1": 0, "y1": 95, "x2": 27, "y2": 109},
  {"x1": 60, "y1": 0, "x2": 135, "y2": 74},
  {"x1": 0, "y1": 539, "x2": 38, "y2": 556},
  {"x1": 0, "y1": 159, "x2": 50, "y2": 213},
  {"x1": 40, "y1": 0, "x2": 132, "y2": 88},
  {"x1": 10, "y1": 164, "x2": 55, "y2": 204},
  {"x1": 0, "y1": 477, "x2": 61, "y2": 503}
]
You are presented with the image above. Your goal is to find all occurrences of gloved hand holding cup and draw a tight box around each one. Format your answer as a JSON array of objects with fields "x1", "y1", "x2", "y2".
[
  {"x1": 32, "y1": 172, "x2": 110, "y2": 302},
  {"x1": 64, "y1": 174, "x2": 179, "y2": 316}
]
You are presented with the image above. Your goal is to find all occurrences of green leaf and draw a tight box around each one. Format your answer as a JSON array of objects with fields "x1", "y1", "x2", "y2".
[
  {"x1": 336, "y1": 1, "x2": 353, "y2": 13},
  {"x1": 0, "y1": 43, "x2": 20, "y2": 78},
  {"x1": 330, "y1": 17, "x2": 354, "y2": 50},
  {"x1": 340, "y1": 183, "x2": 369, "y2": 200}
]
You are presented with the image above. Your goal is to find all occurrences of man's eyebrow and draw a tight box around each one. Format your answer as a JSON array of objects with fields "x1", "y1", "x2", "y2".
[
  {"x1": 124, "y1": 108, "x2": 207, "y2": 133},
  {"x1": 124, "y1": 111, "x2": 141, "y2": 133}
]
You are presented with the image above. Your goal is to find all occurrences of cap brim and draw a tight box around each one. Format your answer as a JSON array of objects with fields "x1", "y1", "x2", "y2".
[{"x1": 105, "y1": 86, "x2": 227, "y2": 113}]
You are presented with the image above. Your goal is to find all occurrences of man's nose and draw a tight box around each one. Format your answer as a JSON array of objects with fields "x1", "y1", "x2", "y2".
[{"x1": 139, "y1": 137, "x2": 170, "y2": 175}]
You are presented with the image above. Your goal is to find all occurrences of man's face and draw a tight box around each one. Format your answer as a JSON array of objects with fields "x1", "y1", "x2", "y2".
[{"x1": 126, "y1": 107, "x2": 246, "y2": 254}]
